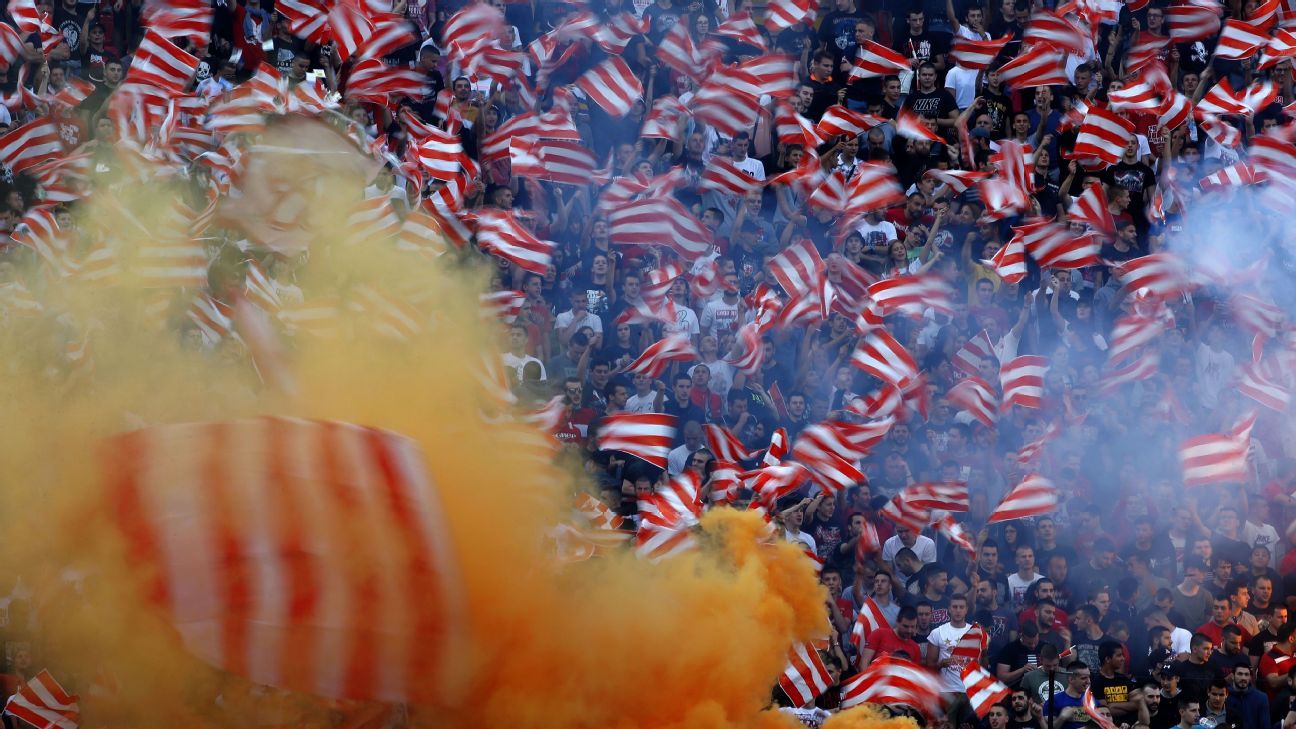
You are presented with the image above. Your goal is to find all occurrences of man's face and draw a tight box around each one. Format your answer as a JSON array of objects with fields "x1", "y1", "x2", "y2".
[
  {"x1": 1039, "y1": 604, "x2": 1056, "y2": 626},
  {"x1": 1037, "y1": 519, "x2": 1055, "y2": 541},
  {"x1": 916, "y1": 604, "x2": 932, "y2": 626},
  {"x1": 674, "y1": 379, "x2": 691, "y2": 402},
  {"x1": 918, "y1": 67, "x2": 936, "y2": 90},
  {"x1": 508, "y1": 328, "x2": 526, "y2": 350},
  {"x1": 988, "y1": 706, "x2": 1008, "y2": 729},
  {"x1": 1211, "y1": 600, "x2": 1230, "y2": 624},
  {"x1": 1207, "y1": 685, "x2": 1228, "y2": 710},
  {"x1": 896, "y1": 616, "x2": 917, "y2": 640},
  {"x1": 105, "y1": 62, "x2": 123, "y2": 84},
  {"x1": 1070, "y1": 668, "x2": 1091, "y2": 692},
  {"x1": 976, "y1": 580, "x2": 995, "y2": 606},
  {"x1": 1181, "y1": 702, "x2": 1201, "y2": 726},
  {"x1": 1234, "y1": 587, "x2": 1250, "y2": 609},
  {"x1": 1016, "y1": 548, "x2": 1035, "y2": 573},
  {"x1": 1256, "y1": 579, "x2": 1274, "y2": 604},
  {"x1": 1194, "y1": 640, "x2": 1214, "y2": 662},
  {"x1": 1093, "y1": 591, "x2": 1111, "y2": 614},
  {"x1": 885, "y1": 79, "x2": 900, "y2": 100},
  {"x1": 1184, "y1": 567, "x2": 1204, "y2": 586},
  {"x1": 908, "y1": 11, "x2": 924, "y2": 32},
  {"x1": 1234, "y1": 667, "x2": 1253, "y2": 690},
  {"x1": 814, "y1": 56, "x2": 833, "y2": 78},
  {"x1": 788, "y1": 395, "x2": 806, "y2": 417},
  {"x1": 979, "y1": 546, "x2": 998, "y2": 569},
  {"x1": 1223, "y1": 632, "x2": 1243, "y2": 655},
  {"x1": 949, "y1": 599, "x2": 967, "y2": 623},
  {"x1": 823, "y1": 571, "x2": 842, "y2": 595}
]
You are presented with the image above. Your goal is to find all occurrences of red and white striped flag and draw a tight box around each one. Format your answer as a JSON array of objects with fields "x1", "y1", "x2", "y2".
[
  {"x1": 817, "y1": 105, "x2": 883, "y2": 139},
  {"x1": 1179, "y1": 426, "x2": 1252, "y2": 487},
  {"x1": 0, "y1": 118, "x2": 62, "y2": 174},
  {"x1": 936, "y1": 514, "x2": 976, "y2": 557},
  {"x1": 895, "y1": 107, "x2": 944, "y2": 143},
  {"x1": 987, "y1": 474, "x2": 1057, "y2": 523},
  {"x1": 1018, "y1": 218, "x2": 1101, "y2": 269},
  {"x1": 1099, "y1": 350, "x2": 1161, "y2": 395},
  {"x1": 577, "y1": 56, "x2": 643, "y2": 117},
  {"x1": 1024, "y1": 11, "x2": 1088, "y2": 53},
  {"x1": 1083, "y1": 688, "x2": 1121, "y2": 729},
  {"x1": 851, "y1": 40, "x2": 911, "y2": 78},
  {"x1": 846, "y1": 162, "x2": 906, "y2": 214},
  {"x1": 925, "y1": 168, "x2": 990, "y2": 194},
  {"x1": 850, "y1": 596, "x2": 889, "y2": 648},
  {"x1": 1069, "y1": 181, "x2": 1115, "y2": 238},
  {"x1": 791, "y1": 423, "x2": 866, "y2": 493},
  {"x1": 950, "y1": 34, "x2": 1013, "y2": 70},
  {"x1": 866, "y1": 274, "x2": 952, "y2": 319},
  {"x1": 908, "y1": 481, "x2": 970, "y2": 511},
  {"x1": 475, "y1": 209, "x2": 555, "y2": 274},
  {"x1": 780, "y1": 642, "x2": 834, "y2": 707},
  {"x1": 962, "y1": 663, "x2": 1011, "y2": 718},
  {"x1": 1199, "y1": 116, "x2": 1242, "y2": 148},
  {"x1": 618, "y1": 333, "x2": 698, "y2": 379},
  {"x1": 767, "y1": 239, "x2": 825, "y2": 297},
  {"x1": 1000, "y1": 355, "x2": 1047, "y2": 409},
  {"x1": 840, "y1": 655, "x2": 944, "y2": 714},
  {"x1": 636, "y1": 471, "x2": 702, "y2": 560},
  {"x1": 996, "y1": 43, "x2": 1069, "y2": 88},
  {"x1": 124, "y1": 28, "x2": 198, "y2": 94},
  {"x1": 102, "y1": 417, "x2": 463, "y2": 704},
  {"x1": 1112, "y1": 253, "x2": 1192, "y2": 300},
  {"x1": 984, "y1": 237, "x2": 1027, "y2": 283},
  {"x1": 4, "y1": 669, "x2": 79, "y2": 729},
  {"x1": 880, "y1": 493, "x2": 932, "y2": 533},
  {"x1": 1238, "y1": 362, "x2": 1291, "y2": 412},
  {"x1": 597, "y1": 413, "x2": 676, "y2": 469},
  {"x1": 953, "y1": 330, "x2": 997, "y2": 376},
  {"x1": 701, "y1": 156, "x2": 765, "y2": 197},
  {"x1": 851, "y1": 329, "x2": 919, "y2": 388},
  {"x1": 1071, "y1": 106, "x2": 1135, "y2": 166},
  {"x1": 607, "y1": 197, "x2": 712, "y2": 261},
  {"x1": 1215, "y1": 19, "x2": 1270, "y2": 59},
  {"x1": 953, "y1": 623, "x2": 989, "y2": 660},
  {"x1": 763, "y1": 0, "x2": 816, "y2": 32},
  {"x1": 1200, "y1": 162, "x2": 1259, "y2": 190},
  {"x1": 705, "y1": 424, "x2": 754, "y2": 464},
  {"x1": 441, "y1": 2, "x2": 505, "y2": 55},
  {"x1": 1166, "y1": 4, "x2": 1222, "y2": 42},
  {"x1": 1017, "y1": 423, "x2": 1059, "y2": 465},
  {"x1": 948, "y1": 377, "x2": 1000, "y2": 427}
]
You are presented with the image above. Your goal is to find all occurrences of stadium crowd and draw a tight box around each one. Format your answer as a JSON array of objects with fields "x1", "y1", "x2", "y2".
[{"x1": 1, "y1": 0, "x2": 1296, "y2": 725}]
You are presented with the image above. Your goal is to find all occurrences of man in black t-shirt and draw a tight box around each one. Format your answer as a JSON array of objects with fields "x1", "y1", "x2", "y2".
[
  {"x1": 894, "y1": 9, "x2": 948, "y2": 70},
  {"x1": 903, "y1": 62, "x2": 958, "y2": 132},
  {"x1": 1092, "y1": 641, "x2": 1145, "y2": 725},
  {"x1": 1106, "y1": 140, "x2": 1157, "y2": 226},
  {"x1": 818, "y1": 0, "x2": 866, "y2": 71}
]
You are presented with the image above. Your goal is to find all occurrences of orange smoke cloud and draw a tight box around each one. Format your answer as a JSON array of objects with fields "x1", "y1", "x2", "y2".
[{"x1": 0, "y1": 118, "x2": 890, "y2": 728}]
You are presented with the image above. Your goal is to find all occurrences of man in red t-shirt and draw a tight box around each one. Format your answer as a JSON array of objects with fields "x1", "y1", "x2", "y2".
[
  {"x1": 859, "y1": 605, "x2": 923, "y2": 667},
  {"x1": 1197, "y1": 595, "x2": 1251, "y2": 647}
]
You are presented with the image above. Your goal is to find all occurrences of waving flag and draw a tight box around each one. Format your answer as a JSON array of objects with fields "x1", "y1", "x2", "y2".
[
  {"x1": 851, "y1": 329, "x2": 919, "y2": 388},
  {"x1": 985, "y1": 237, "x2": 1027, "y2": 283},
  {"x1": 780, "y1": 642, "x2": 834, "y2": 707},
  {"x1": 577, "y1": 56, "x2": 643, "y2": 117},
  {"x1": 767, "y1": 239, "x2": 825, "y2": 297},
  {"x1": 948, "y1": 377, "x2": 1000, "y2": 426},
  {"x1": 636, "y1": 471, "x2": 702, "y2": 560},
  {"x1": 597, "y1": 413, "x2": 677, "y2": 469},
  {"x1": 851, "y1": 40, "x2": 911, "y2": 78},
  {"x1": 102, "y1": 417, "x2": 464, "y2": 704},
  {"x1": 850, "y1": 596, "x2": 889, "y2": 648},
  {"x1": 4, "y1": 670, "x2": 79, "y2": 729},
  {"x1": 1000, "y1": 356, "x2": 1047, "y2": 409},
  {"x1": 988, "y1": 474, "x2": 1058, "y2": 523},
  {"x1": 950, "y1": 34, "x2": 1013, "y2": 69},
  {"x1": 962, "y1": 663, "x2": 1011, "y2": 718},
  {"x1": 618, "y1": 333, "x2": 698, "y2": 379},
  {"x1": 1083, "y1": 688, "x2": 1121, "y2": 729},
  {"x1": 1071, "y1": 106, "x2": 1135, "y2": 166},
  {"x1": 840, "y1": 655, "x2": 944, "y2": 714},
  {"x1": 996, "y1": 43, "x2": 1069, "y2": 88}
]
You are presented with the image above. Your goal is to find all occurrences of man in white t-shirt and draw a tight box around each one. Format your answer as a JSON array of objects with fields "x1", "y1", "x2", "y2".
[
  {"x1": 700, "y1": 284, "x2": 741, "y2": 337},
  {"x1": 554, "y1": 290, "x2": 602, "y2": 344},
  {"x1": 501, "y1": 323, "x2": 545, "y2": 383},
  {"x1": 781, "y1": 497, "x2": 817, "y2": 552},
  {"x1": 1007, "y1": 544, "x2": 1045, "y2": 610},
  {"x1": 926, "y1": 593, "x2": 976, "y2": 707},
  {"x1": 729, "y1": 131, "x2": 766, "y2": 180},
  {"x1": 855, "y1": 210, "x2": 898, "y2": 249},
  {"x1": 624, "y1": 372, "x2": 661, "y2": 414},
  {"x1": 881, "y1": 525, "x2": 938, "y2": 565}
]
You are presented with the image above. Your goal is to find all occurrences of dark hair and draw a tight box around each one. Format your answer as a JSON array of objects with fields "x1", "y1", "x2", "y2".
[
  {"x1": 1098, "y1": 640, "x2": 1123, "y2": 665},
  {"x1": 1190, "y1": 632, "x2": 1213, "y2": 650},
  {"x1": 897, "y1": 606, "x2": 918, "y2": 622},
  {"x1": 1075, "y1": 604, "x2": 1100, "y2": 622}
]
